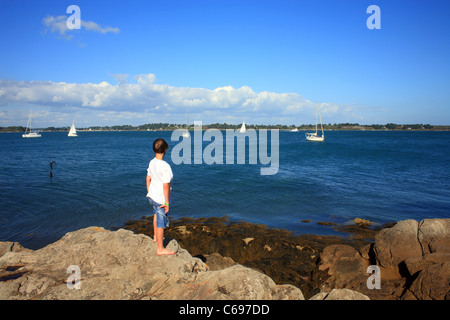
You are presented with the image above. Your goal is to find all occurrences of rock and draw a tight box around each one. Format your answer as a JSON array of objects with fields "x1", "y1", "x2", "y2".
[
  {"x1": 272, "y1": 284, "x2": 305, "y2": 300},
  {"x1": 318, "y1": 244, "x2": 369, "y2": 291},
  {"x1": 363, "y1": 218, "x2": 450, "y2": 299},
  {"x1": 402, "y1": 253, "x2": 450, "y2": 300},
  {"x1": 308, "y1": 291, "x2": 328, "y2": 300},
  {"x1": 353, "y1": 218, "x2": 375, "y2": 228},
  {"x1": 315, "y1": 218, "x2": 450, "y2": 300},
  {"x1": 175, "y1": 226, "x2": 191, "y2": 236},
  {"x1": 371, "y1": 218, "x2": 450, "y2": 284},
  {"x1": 373, "y1": 219, "x2": 422, "y2": 274},
  {"x1": 407, "y1": 261, "x2": 450, "y2": 300},
  {"x1": 404, "y1": 253, "x2": 450, "y2": 276},
  {"x1": 242, "y1": 237, "x2": 255, "y2": 245},
  {"x1": 314, "y1": 243, "x2": 400, "y2": 299},
  {"x1": 0, "y1": 241, "x2": 30, "y2": 258},
  {"x1": 418, "y1": 219, "x2": 450, "y2": 254},
  {"x1": 202, "y1": 253, "x2": 236, "y2": 271},
  {"x1": 359, "y1": 243, "x2": 373, "y2": 261},
  {"x1": 159, "y1": 264, "x2": 304, "y2": 300},
  {"x1": 125, "y1": 215, "x2": 377, "y2": 299},
  {"x1": 0, "y1": 227, "x2": 304, "y2": 300},
  {"x1": 310, "y1": 288, "x2": 370, "y2": 300}
]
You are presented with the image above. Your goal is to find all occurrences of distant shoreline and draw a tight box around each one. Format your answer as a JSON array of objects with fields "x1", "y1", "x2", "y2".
[{"x1": 2, "y1": 123, "x2": 450, "y2": 133}]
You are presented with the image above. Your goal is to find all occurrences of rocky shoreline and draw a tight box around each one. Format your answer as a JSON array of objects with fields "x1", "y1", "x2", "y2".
[
  {"x1": 0, "y1": 217, "x2": 448, "y2": 300},
  {"x1": 123, "y1": 216, "x2": 379, "y2": 299},
  {"x1": 123, "y1": 216, "x2": 449, "y2": 300}
]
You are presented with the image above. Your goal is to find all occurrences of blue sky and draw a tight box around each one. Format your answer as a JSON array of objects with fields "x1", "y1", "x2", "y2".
[{"x1": 0, "y1": 0, "x2": 449, "y2": 127}]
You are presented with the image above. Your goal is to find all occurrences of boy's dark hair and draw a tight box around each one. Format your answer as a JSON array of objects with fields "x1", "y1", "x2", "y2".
[{"x1": 153, "y1": 138, "x2": 169, "y2": 154}]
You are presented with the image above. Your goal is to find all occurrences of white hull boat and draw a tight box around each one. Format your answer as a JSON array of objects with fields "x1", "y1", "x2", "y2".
[
  {"x1": 305, "y1": 104, "x2": 324, "y2": 142},
  {"x1": 182, "y1": 108, "x2": 190, "y2": 138},
  {"x1": 22, "y1": 111, "x2": 41, "y2": 138}
]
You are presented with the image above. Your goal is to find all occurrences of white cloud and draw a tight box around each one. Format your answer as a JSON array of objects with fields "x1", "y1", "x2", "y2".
[
  {"x1": 81, "y1": 21, "x2": 120, "y2": 34},
  {"x1": 42, "y1": 15, "x2": 69, "y2": 38},
  {"x1": 42, "y1": 15, "x2": 119, "y2": 39},
  {"x1": 0, "y1": 74, "x2": 356, "y2": 126}
]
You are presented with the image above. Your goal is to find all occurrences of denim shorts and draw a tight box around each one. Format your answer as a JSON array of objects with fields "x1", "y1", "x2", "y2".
[{"x1": 148, "y1": 197, "x2": 169, "y2": 228}]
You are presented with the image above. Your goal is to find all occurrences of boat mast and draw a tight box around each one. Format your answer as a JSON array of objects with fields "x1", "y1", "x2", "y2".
[
  {"x1": 315, "y1": 104, "x2": 318, "y2": 135},
  {"x1": 26, "y1": 110, "x2": 32, "y2": 134},
  {"x1": 318, "y1": 104, "x2": 324, "y2": 137}
]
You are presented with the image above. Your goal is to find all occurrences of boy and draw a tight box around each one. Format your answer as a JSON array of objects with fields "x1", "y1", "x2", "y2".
[{"x1": 146, "y1": 138, "x2": 175, "y2": 256}]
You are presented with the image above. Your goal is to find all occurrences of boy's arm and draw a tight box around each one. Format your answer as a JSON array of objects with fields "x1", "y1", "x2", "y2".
[
  {"x1": 146, "y1": 174, "x2": 151, "y2": 193},
  {"x1": 161, "y1": 183, "x2": 170, "y2": 214}
]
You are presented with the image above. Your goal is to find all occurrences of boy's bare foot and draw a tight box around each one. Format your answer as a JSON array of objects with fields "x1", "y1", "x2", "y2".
[
  {"x1": 153, "y1": 239, "x2": 157, "y2": 243},
  {"x1": 157, "y1": 248, "x2": 175, "y2": 256}
]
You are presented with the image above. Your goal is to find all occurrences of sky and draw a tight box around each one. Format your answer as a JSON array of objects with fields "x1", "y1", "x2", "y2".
[{"x1": 0, "y1": 0, "x2": 449, "y2": 127}]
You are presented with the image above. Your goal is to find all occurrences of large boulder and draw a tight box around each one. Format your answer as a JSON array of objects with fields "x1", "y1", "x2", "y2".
[
  {"x1": 0, "y1": 227, "x2": 304, "y2": 300},
  {"x1": 418, "y1": 219, "x2": 450, "y2": 255},
  {"x1": 404, "y1": 253, "x2": 450, "y2": 276},
  {"x1": 318, "y1": 244, "x2": 369, "y2": 290},
  {"x1": 403, "y1": 253, "x2": 450, "y2": 300},
  {"x1": 202, "y1": 253, "x2": 236, "y2": 271},
  {"x1": 316, "y1": 219, "x2": 450, "y2": 300},
  {"x1": 373, "y1": 219, "x2": 422, "y2": 278},
  {"x1": 159, "y1": 264, "x2": 304, "y2": 300},
  {"x1": 407, "y1": 261, "x2": 450, "y2": 300},
  {"x1": 370, "y1": 219, "x2": 450, "y2": 299}
]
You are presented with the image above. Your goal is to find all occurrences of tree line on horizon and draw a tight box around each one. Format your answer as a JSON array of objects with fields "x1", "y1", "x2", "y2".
[{"x1": 0, "y1": 122, "x2": 440, "y2": 133}]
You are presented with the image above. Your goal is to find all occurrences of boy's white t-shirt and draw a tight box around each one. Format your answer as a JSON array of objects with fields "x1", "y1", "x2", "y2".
[{"x1": 146, "y1": 158, "x2": 173, "y2": 205}]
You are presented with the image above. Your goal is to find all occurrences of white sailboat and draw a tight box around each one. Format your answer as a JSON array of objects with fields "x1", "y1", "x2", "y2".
[
  {"x1": 305, "y1": 104, "x2": 324, "y2": 142},
  {"x1": 22, "y1": 110, "x2": 42, "y2": 138},
  {"x1": 68, "y1": 121, "x2": 78, "y2": 137},
  {"x1": 239, "y1": 121, "x2": 247, "y2": 133},
  {"x1": 182, "y1": 109, "x2": 190, "y2": 138},
  {"x1": 290, "y1": 128, "x2": 299, "y2": 132}
]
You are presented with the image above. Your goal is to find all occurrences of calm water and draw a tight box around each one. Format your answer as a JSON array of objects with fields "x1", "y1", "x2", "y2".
[{"x1": 0, "y1": 130, "x2": 449, "y2": 249}]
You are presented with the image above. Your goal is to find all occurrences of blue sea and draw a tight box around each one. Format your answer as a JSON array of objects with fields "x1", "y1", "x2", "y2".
[{"x1": 1, "y1": 130, "x2": 449, "y2": 249}]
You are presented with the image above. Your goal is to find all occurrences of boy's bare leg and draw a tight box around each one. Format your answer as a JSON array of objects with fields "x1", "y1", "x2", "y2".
[
  {"x1": 156, "y1": 227, "x2": 174, "y2": 255},
  {"x1": 153, "y1": 214, "x2": 157, "y2": 242}
]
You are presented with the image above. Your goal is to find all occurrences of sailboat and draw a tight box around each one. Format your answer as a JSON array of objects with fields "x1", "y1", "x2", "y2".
[
  {"x1": 182, "y1": 109, "x2": 190, "y2": 138},
  {"x1": 305, "y1": 104, "x2": 324, "y2": 142},
  {"x1": 22, "y1": 110, "x2": 42, "y2": 138},
  {"x1": 68, "y1": 121, "x2": 78, "y2": 137},
  {"x1": 290, "y1": 127, "x2": 299, "y2": 132},
  {"x1": 239, "y1": 121, "x2": 247, "y2": 133}
]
